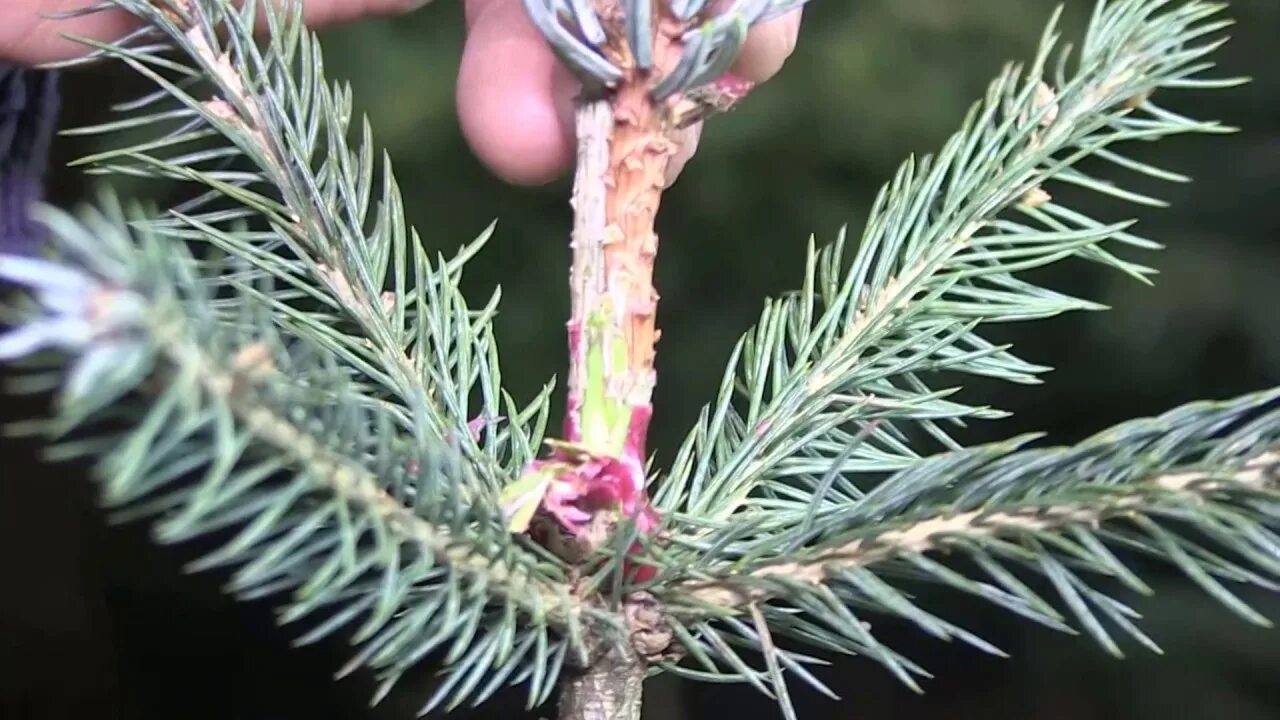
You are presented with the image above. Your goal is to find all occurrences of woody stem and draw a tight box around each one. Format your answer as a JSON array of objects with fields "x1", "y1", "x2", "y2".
[
  {"x1": 562, "y1": 24, "x2": 678, "y2": 464},
  {"x1": 556, "y1": 642, "x2": 646, "y2": 720},
  {"x1": 555, "y1": 5, "x2": 683, "y2": 715},
  {"x1": 555, "y1": 89, "x2": 669, "y2": 720}
]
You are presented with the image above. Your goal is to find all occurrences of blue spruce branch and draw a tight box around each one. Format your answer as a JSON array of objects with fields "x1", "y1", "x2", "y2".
[{"x1": 0, "y1": 1, "x2": 1276, "y2": 719}]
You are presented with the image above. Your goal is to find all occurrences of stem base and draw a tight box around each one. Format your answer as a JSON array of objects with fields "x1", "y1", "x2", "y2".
[{"x1": 557, "y1": 645, "x2": 645, "y2": 720}]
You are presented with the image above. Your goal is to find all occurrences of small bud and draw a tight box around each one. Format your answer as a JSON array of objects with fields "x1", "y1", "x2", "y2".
[
  {"x1": 1020, "y1": 185, "x2": 1052, "y2": 209},
  {"x1": 231, "y1": 341, "x2": 274, "y2": 379},
  {"x1": 1034, "y1": 81, "x2": 1059, "y2": 127},
  {"x1": 204, "y1": 98, "x2": 238, "y2": 123},
  {"x1": 1123, "y1": 87, "x2": 1154, "y2": 110}
]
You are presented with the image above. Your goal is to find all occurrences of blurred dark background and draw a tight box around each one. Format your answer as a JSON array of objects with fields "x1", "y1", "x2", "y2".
[{"x1": 3, "y1": 1, "x2": 1279, "y2": 718}]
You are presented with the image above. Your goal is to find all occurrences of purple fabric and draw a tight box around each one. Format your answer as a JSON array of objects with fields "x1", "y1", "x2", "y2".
[{"x1": 0, "y1": 66, "x2": 60, "y2": 256}]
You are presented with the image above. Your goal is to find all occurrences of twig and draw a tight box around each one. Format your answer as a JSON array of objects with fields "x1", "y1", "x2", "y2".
[{"x1": 681, "y1": 449, "x2": 1280, "y2": 608}]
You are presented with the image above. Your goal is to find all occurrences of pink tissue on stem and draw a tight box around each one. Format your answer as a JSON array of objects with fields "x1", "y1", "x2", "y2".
[
  {"x1": 713, "y1": 73, "x2": 755, "y2": 102},
  {"x1": 563, "y1": 320, "x2": 585, "y2": 442},
  {"x1": 467, "y1": 414, "x2": 502, "y2": 441},
  {"x1": 538, "y1": 405, "x2": 659, "y2": 540}
]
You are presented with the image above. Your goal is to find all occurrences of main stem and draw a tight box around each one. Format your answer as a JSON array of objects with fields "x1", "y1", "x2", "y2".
[
  {"x1": 562, "y1": 0, "x2": 685, "y2": 458},
  {"x1": 563, "y1": 87, "x2": 674, "y2": 458},
  {"x1": 557, "y1": 7, "x2": 684, "y2": 718},
  {"x1": 557, "y1": 643, "x2": 647, "y2": 720}
]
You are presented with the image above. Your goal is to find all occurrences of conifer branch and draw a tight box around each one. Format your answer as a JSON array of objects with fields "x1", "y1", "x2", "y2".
[
  {"x1": 1, "y1": 196, "x2": 605, "y2": 712},
  {"x1": 654, "y1": 0, "x2": 1244, "y2": 526},
  {"x1": 650, "y1": 389, "x2": 1280, "y2": 701},
  {"x1": 690, "y1": 447, "x2": 1280, "y2": 609},
  {"x1": 2, "y1": 1, "x2": 1275, "y2": 718},
  {"x1": 60, "y1": 0, "x2": 544, "y2": 492},
  {"x1": 600, "y1": 1, "x2": 1273, "y2": 712},
  {"x1": 2, "y1": 0, "x2": 611, "y2": 711},
  {"x1": 679, "y1": 403, "x2": 1280, "y2": 610}
]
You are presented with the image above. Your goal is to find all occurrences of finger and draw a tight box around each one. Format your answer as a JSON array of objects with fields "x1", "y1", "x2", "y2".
[
  {"x1": 0, "y1": 2, "x2": 137, "y2": 64},
  {"x1": 457, "y1": 0, "x2": 577, "y2": 186},
  {"x1": 1, "y1": 0, "x2": 430, "y2": 65},
  {"x1": 730, "y1": 7, "x2": 802, "y2": 83},
  {"x1": 297, "y1": 0, "x2": 433, "y2": 28},
  {"x1": 663, "y1": 8, "x2": 801, "y2": 188}
]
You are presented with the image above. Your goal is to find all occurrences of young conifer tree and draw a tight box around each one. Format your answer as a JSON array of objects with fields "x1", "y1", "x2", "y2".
[{"x1": 1, "y1": 1, "x2": 1277, "y2": 718}]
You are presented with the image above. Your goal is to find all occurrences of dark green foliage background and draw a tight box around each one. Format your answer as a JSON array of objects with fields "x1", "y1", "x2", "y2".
[{"x1": 2, "y1": 1, "x2": 1279, "y2": 718}]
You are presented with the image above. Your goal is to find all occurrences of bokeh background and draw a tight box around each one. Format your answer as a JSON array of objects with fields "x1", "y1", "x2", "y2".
[{"x1": 3, "y1": 1, "x2": 1279, "y2": 718}]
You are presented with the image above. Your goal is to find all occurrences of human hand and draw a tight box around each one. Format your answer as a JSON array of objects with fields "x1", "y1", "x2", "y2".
[
  {"x1": 0, "y1": 0, "x2": 802, "y2": 186},
  {"x1": 0, "y1": 0, "x2": 432, "y2": 64},
  {"x1": 458, "y1": 0, "x2": 803, "y2": 185}
]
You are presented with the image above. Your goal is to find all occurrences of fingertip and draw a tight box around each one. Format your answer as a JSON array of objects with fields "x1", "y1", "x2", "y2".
[
  {"x1": 456, "y1": 2, "x2": 576, "y2": 185},
  {"x1": 731, "y1": 7, "x2": 802, "y2": 83}
]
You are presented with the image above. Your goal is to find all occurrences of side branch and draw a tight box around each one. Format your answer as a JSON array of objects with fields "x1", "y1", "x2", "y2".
[
  {"x1": 103, "y1": 0, "x2": 504, "y2": 471},
  {"x1": 146, "y1": 313, "x2": 586, "y2": 629},
  {"x1": 680, "y1": 449, "x2": 1280, "y2": 609},
  {"x1": 665, "y1": 0, "x2": 1243, "y2": 527}
]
